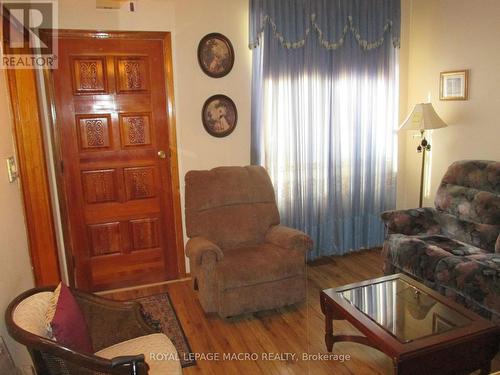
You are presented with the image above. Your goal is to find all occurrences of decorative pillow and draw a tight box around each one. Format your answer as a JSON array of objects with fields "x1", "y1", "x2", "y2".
[{"x1": 46, "y1": 282, "x2": 93, "y2": 353}]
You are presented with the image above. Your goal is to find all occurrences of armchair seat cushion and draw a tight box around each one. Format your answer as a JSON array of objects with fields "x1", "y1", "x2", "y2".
[
  {"x1": 95, "y1": 333, "x2": 182, "y2": 375},
  {"x1": 217, "y1": 244, "x2": 304, "y2": 290},
  {"x1": 435, "y1": 253, "x2": 500, "y2": 316},
  {"x1": 384, "y1": 234, "x2": 488, "y2": 281}
]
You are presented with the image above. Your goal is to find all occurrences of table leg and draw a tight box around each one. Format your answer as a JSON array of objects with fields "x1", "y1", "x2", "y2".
[
  {"x1": 324, "y1": 306, "x2": 334, "y2": 352},
  {"x1": 393, "y1": 358, "x2": 399, "y2": 375}
]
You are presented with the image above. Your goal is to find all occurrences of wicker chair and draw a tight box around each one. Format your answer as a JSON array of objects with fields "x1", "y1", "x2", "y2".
[{"x1": 5, "y1": 286, "x2": 182, "y2": 375}]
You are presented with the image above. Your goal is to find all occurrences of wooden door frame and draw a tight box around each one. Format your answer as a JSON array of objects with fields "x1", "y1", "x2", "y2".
[
  {"x1": 43, "y1": 29, "x2": 186, "y2": 286},
  {"x1": 1, "y1": 10, "x2": 61, "y2": 286}
]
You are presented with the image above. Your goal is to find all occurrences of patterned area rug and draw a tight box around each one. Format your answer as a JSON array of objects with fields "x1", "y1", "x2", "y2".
[{"x1": 136, "y1": 293, "x2": 195, "y2": 368}]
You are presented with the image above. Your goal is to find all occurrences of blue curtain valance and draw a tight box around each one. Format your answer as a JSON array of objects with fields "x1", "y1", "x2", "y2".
[{"x1": 249, "y1": 0, "x2": 401, "y2": 50}]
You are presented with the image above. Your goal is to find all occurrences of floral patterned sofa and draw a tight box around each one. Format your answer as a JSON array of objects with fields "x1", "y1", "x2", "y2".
[{"x1": 381, "y1": 160, "x2": 500, "y2": 323}]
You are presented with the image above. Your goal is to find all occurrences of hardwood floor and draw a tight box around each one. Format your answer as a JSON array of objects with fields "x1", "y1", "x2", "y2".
[{"x1": 104, "y1": 249, "x2": 500, "y2": 375}]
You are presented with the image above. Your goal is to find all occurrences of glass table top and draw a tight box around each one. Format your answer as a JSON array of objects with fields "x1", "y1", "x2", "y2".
[{"x1": 340, "y1": 278, "x2": 472, "y2": 343}]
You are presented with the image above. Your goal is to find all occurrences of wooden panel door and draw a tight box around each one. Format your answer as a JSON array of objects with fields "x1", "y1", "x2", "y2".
[{"x1": 52, "y1": 33, "x2": 181, "y2": 291}]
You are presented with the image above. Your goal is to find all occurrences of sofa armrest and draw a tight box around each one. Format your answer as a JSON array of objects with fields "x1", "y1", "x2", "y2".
[
  {"x1": 265, "y1": 225, "x2": 313, "y2": 252},
  {"x1": 73, "y1": 291, "x2": 156, "y2": 352},
  {"x1": 185, "y1": 237, "x2": 224, "y2": 265},
  {"x1": 380, "y1": 207, "x2": 441, "y2": 236}
]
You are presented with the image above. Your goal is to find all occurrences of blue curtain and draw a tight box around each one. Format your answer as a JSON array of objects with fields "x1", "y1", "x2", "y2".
[{"x1": 250, "y1": 0, "x2": 400, "y2": 259}]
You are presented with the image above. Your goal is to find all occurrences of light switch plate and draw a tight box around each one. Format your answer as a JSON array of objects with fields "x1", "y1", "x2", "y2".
[{"x1": 6, "y1": 156, "x2": 18, "y2": 183}]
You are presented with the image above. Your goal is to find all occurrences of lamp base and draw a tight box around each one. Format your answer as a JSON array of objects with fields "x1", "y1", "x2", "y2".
[{"x1": 417, "y1": 130, "x2": 431, "y2": 208}]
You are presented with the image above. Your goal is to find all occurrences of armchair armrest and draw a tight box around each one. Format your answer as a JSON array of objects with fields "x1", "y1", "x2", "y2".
[
  {"x1": 265, "y1": 225, "x2": 313, "y2": 252},
  {"x1": 185, "y1": 237, "x2": 224, "y2": 265},
  {"x1": 380, "y1": 207, "x2": 441, "y2": 236},
  {"x1": 74, "y1": 291, "x2": 156, "y2": 352},
  {"x1": 111, "y1": 354, "x2": 146, "y2": 374}
]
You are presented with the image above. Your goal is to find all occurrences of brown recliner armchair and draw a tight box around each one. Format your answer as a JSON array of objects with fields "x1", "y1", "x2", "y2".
[{"x1": 185, "y1": 166, "x2": 313, "y2": 318}]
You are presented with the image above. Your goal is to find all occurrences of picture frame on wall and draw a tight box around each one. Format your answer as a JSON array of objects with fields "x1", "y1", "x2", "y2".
[
  {"x1": 201, "y1": 94, "x2": 238, "y2": 138},
  {"x1": 197, "y1": 33, "x2": 235, "y2": 78},
  {"x1": 440, "y1": 70, "x2": 468, "y2": 100}
]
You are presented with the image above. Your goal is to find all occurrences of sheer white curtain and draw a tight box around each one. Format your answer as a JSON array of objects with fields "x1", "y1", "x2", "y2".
[{"x1": 250, "y1": 0, "x2": 400, "y2": 259}]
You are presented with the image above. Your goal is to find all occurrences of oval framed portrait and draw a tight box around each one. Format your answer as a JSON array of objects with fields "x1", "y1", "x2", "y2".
[
  {"x1": 197, "y1": 33, "x2": 234, "y2": 78},
  {"x1": 201, "y1": 95, "x2": 238, "y2": 138}
]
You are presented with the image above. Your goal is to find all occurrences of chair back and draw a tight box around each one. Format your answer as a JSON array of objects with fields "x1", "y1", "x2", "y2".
[{"x1": 185, "y1": 166, "x2": 280, "y2": 249}]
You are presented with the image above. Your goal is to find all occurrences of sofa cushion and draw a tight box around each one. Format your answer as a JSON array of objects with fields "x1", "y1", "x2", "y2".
[
  {"x1": 436, "y1": 212, "x2": 500, "y2": 252},
  {"x1": 435, "y1": 253, "x2": 500, "y2": 317},
  {"x1": 380, "y1": 208, "x2": 441, "y2": 236},
  {"x1": 384, "y1": 234, "x2": 487, "y2": 281},
  {"x1": 216, "y1": 244, "x2": 305, "y2": 290},
  {"x1": 95, "y1": 333, "x2": 181, "y2": 375},
  {"x1": 435, "y1": 184, "x2": 500, "y2": 225},
  {"x1": 435, "y1": 160, "x2": 500, "y2": 225},
  {"x1": 438, "y1": 160, "x2": 500, "y2": 194}
]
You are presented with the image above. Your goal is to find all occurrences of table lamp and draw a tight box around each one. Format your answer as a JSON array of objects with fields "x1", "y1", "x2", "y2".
[{"x1": 399, "y1": 103, "x2": 447, "y2": 208}]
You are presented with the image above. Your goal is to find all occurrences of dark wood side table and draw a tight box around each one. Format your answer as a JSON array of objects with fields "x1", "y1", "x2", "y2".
[{"x1": 320, "y1": 274, "x2": 500, "y2": 375}]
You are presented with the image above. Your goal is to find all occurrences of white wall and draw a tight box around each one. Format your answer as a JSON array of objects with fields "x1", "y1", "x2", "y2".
[
  {"x1": 399, "y1": 0, "x2": 500, "y2": 208},
  {"x1": 172, "y1": 0, "x2": 252, "y2": 261},
  {"x1": 0, "y1": 72, "x2": 35, "y2": 371}
]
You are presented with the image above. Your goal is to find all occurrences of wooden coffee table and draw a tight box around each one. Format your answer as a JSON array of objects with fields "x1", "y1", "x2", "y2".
[{"x1": 320, "y1": 274, "x2": 500, "y2": 375}]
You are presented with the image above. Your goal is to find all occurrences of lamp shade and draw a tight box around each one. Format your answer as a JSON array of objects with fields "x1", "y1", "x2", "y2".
[{"x1": 399, "y1": 103, "x2": 447, "y2": 131}]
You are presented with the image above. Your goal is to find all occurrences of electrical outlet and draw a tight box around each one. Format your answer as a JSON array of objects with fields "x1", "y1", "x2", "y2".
[{"x1": 6, "y1": 156, "x2": 18, "y2": 183}]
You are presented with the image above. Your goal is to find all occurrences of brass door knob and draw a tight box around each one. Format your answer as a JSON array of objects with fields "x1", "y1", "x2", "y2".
[{"x1": 157, "y1": 150, "x2": 167, "y2": 159}]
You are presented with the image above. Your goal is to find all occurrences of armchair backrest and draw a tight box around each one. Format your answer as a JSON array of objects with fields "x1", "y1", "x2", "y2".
[
  {"x1": 434, "y1": 160, "x2": 500, "y2": 252},
  {"x1": 185, "y1": 166, "x2": 280, "y2": 249}
]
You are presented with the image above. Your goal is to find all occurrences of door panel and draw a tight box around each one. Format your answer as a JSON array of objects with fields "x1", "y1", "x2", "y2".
[
  {"x1": 53, "y1": 35, "x2": 180, "y2": 291},
  {"x1": 120, "y1": 113, "x2": 152, "y2": 147}
]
